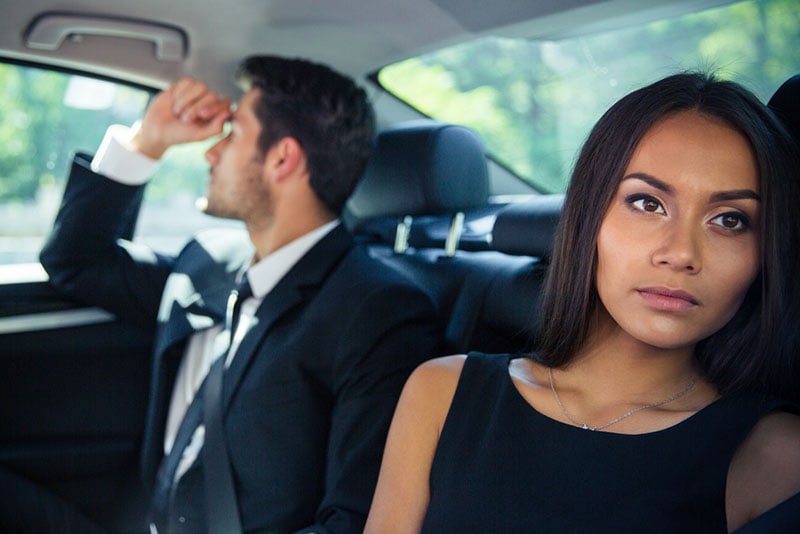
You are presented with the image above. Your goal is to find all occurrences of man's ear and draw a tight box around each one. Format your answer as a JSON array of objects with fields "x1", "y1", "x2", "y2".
[{"x1": 264, "y1": 137, "x2": 306, "y2": 183}]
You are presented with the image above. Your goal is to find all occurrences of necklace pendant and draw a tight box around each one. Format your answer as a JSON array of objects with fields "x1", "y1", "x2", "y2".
[{"x1": 581, "y1": 423, "x2": 589, "y2": 430}]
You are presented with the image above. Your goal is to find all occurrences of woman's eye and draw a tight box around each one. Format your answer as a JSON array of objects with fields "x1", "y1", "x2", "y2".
[
  {"x1": 710, "y1": 212, "x2": 750, "y2": 232},
  {"x1": 630, "y1": 196, "x2": 665, "y2": 214}
]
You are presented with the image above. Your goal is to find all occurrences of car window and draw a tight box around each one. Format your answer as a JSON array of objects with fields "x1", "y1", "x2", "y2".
[
  {"x1": 376, "y1": 0, "x2": 799, "y2": 193},
  {"x1": 0, "y1": 61, "x2": 239, "y2": 267}
]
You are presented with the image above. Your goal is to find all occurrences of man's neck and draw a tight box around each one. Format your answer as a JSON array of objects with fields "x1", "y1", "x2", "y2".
[{"x1": 248, "y1": 215, "x2": 338, "y2": 261}]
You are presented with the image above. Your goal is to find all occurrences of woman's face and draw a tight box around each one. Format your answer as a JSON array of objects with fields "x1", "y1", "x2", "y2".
[{"x1": 595, "y1": 110, "x2": 761, "y2": 350}]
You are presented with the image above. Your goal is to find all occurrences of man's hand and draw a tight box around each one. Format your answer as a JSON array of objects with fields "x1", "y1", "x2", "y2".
[{"x1": 131, "y1": 77, "x2": 232, "y2": 160}]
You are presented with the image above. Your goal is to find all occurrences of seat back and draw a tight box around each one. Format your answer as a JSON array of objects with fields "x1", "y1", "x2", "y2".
[
  {"x1": 768, "y1": 73, "x2": 800, "y2": 146},
  {"x1": 345, "y1": 119, "x2": 489, "y2": 254},
  {"x1": 347, "y1": 120, "x2": 562, "y2": 355}
]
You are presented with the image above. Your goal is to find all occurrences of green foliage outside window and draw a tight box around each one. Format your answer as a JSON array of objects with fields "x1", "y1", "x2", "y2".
[
  {"x1": 378, "y1": 0, "x2": 800, "y2": 192},
  {"x1": 0, "y1": 65, "x2": 148, "y2": 202},
  {"x1": 0, "y1": 0, "x2": 797, "y2": 263},
  {"x1": 0, "y1": 64, "x2": 219, "y2": 262}
]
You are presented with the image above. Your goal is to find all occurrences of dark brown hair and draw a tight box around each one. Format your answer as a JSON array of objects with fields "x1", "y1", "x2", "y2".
[
  {"x1": 535, "y1": 72, "x2": 800, "y2": 401},
  {"x1": 237, "y1": 55, "x2": 375, "y2": 215}
]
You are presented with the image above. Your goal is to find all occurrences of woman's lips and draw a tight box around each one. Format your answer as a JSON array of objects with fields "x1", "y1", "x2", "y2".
[{"x1": 637, "y1": 287, "x2": 699, "y2": 312}]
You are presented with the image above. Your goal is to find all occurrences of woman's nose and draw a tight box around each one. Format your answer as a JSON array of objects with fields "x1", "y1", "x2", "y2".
[{"x1": 651, "y1": 221, "x2": 702, "y2": 273}]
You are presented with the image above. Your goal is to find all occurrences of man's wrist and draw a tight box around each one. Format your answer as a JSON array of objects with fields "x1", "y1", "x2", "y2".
[
  {"x1": 129, "y1": 123, "x2": 169, "y2": 160},
  {"x1": 91, "y1": 123, "x2": 160, "y2": 185}
]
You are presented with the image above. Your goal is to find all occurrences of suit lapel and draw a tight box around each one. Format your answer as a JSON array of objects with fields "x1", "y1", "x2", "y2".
[
  {"x1": 154, "y1": 280, "x2": 229, "y2": 355},
  {"x1": 154, "y1": 230, "x2": 253, "y2": 356},
  {"x1": 221, "y1": 225, "x2": 353, "y2": 409}
]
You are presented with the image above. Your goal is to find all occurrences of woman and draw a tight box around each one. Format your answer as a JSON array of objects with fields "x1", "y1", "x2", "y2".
[{"x1": 365, "y1": 73, "x2": 800, "y2": 532}]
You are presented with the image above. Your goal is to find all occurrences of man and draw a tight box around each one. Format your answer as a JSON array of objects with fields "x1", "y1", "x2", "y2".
[{"x1": 38, "y1": 56, "x2": 439, "y2": 532}]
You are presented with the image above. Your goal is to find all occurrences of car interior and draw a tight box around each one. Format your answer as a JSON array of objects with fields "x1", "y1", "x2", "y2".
[{"x1": 0, "y1": 0, "x2": 798, "y2": 531}]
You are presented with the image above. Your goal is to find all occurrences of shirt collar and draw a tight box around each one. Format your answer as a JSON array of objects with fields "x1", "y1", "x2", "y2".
[{"x1": 242, "y1": 219, "x2": 340, "y2": 299}]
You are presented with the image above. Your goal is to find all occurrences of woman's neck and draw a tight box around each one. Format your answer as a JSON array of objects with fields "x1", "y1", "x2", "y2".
[{"x1": 563, "y1": 316, "x2": 700, "y2": 404}]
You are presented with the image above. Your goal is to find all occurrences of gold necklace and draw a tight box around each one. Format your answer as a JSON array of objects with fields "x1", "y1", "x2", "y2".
[{"x1": 547, "y1": 368, "x2": 698, "y2": 431}]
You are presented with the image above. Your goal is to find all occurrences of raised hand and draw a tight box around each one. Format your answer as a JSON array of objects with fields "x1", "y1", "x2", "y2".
[{"x1": 131, "y1": 77, "x2": 232, "y2": 159}]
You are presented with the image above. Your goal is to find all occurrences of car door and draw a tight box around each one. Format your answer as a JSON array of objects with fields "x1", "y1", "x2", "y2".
[
  {"x1": 0, "y1": 60, "x2": 157, "y2": 529},
  {"x1": 0, "y1": 59, "x2": 225, "y2": 530},
  {"x1": 1, "y1": 267, "x2": 154, "y2": 528}
]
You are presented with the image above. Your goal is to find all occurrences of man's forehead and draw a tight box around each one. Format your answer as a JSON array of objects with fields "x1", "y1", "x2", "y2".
[{"x1": 232, "y1": 89, "x2": 260, "y2": 121}]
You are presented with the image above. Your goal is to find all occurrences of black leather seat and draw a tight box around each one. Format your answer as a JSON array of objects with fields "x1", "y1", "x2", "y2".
[
  {"x1": 757, "y1": 73, "x2": 800, "y2": 530},
  {"x1": 346, "y1": 119, "x2": 489, "y2": 252},
  {"x1": 346, "y1": 120, "x2": 563, "y2": 355},
  {"x1": 346, "y1": 120, "x2": 493, "y2": 353},
  {"x1": 768, "y1": 73, "x2": 800, "y2": 146}
]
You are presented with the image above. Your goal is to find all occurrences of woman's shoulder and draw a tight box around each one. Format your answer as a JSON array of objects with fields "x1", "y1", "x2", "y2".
[
  {"x1": 403, "y1": 355, "x2": 468, "y2": 410},
  {"x1": 412, "y1": 354, "x2": 468, "y2": 380},
  {"x1": 404, "y1": 353, "x2": 514, "y2": 421},
  {"x1": 727, "y1": 409, "x2": 800, "y2": 529},
  {"x1": 739, "y1": 410, "x2": 800, "y2": 481},
  {"x1": 411, "y1": 352, "x2": 513, "y2": 382}
]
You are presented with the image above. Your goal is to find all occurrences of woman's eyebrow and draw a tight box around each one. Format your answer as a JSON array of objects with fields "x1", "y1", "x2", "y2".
[
  {"x1": 621, "y1": 173, "x2": 673, "y2": 194},
  {"x1": 709, "y1": 190, "x2": 761, "y2": 203},
  {"x1": 622, "y1": 173, "x2": 761, "y2": 203}
]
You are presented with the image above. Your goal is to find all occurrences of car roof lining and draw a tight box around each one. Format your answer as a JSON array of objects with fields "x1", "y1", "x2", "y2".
[{"x1": 1, "y1": 0, "x2": 737, "y2": 96}]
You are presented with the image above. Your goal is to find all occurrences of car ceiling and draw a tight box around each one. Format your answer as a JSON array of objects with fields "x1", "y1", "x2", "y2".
[{"x1": 1, "y1": 0, "x2": 733, "y2": 96}]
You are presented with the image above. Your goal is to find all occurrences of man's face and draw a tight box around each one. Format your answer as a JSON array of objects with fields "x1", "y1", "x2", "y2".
[{"x1": 203, "y1": 88, "x2": 272, "y2": 222}]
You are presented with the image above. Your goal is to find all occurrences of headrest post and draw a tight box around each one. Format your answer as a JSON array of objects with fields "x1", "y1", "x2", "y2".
[
  {"x1": 444, "y1": 212, "x2": 464, "y2": 257},
  {"x1": 393, "y1": 215, "x2": 413, "y2": 254}
]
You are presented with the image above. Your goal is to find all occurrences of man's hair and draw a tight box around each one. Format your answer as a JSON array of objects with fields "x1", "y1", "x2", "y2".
[
  {"x1": 534, "y1": 72, "x2": 800, "y2": 402},
  {"x1": 236, "y1": 55, "x2": 375, "y2": 215}
]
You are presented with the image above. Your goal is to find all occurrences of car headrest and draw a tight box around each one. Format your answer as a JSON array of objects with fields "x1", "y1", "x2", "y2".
[
  {"x1": 768, "y1": 73, "x2": 800, "y2": 147},
  {"x1": 491, "y1": 195, "x2": 564, "y2": 258},
  {"x1": 345, "y1": 120, "x2": 489, "y2": 231}
]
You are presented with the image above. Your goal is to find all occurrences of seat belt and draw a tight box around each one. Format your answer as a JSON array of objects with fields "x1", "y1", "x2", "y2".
[
  {"x1": 203, "y1": 357, "x2": 242, "y2": 533},
  {"x1": 202, "y1": 279, "x2": 251, "y2": 533},
  {"x1": 149, "y1": 378, "x2": 206, "y2": 530}
]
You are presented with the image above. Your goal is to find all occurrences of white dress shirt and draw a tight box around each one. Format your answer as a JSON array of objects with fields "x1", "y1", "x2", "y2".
[{"x1": 92, "y1": 124, "x2": 338, "y2": 480}]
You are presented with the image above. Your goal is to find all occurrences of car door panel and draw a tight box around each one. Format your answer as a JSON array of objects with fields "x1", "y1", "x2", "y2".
[{"x1": 0, "y1": 275, "x2": 153, "y2": 529}]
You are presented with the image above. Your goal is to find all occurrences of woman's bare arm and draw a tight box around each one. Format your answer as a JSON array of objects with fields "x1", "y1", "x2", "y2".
[{"x1": 364, "y1": 355, "x2": 467, "y2": 534}]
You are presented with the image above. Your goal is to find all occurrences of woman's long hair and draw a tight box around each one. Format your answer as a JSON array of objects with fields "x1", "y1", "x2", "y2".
[{"x1": 534, "y1": 72, "x2": 800, "y2": 402}]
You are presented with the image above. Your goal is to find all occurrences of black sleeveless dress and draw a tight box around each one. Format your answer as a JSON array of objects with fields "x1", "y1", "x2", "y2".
[{"x1": 422, "y1": 352, "x2": 793, "y2": 533}]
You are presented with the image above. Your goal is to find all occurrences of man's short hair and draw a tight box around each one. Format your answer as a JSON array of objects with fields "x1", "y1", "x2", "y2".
[{"x1": 237, "y1": 55, "x2": 375, "y2": 215}]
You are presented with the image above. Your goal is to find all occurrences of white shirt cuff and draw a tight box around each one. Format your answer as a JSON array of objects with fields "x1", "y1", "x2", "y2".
[{"x1": 90, "y1": 123, "x2": 159, "y2": 185}]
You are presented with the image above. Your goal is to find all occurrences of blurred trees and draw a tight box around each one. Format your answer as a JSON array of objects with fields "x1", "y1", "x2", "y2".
[
  {"x1": 0, "y1": 0, "x2": 797, "y2": 206},
  {"x1": 378, "y1": 0, "x2": 800, "y2": 192},
  {"x1": 0, "y1": 64, "x2": 213, "y2": 212},
  {"x1": 0, "y1": 65, "x2": 219, "y2": 263},
  {"x1": 0, "y1": 65, "x2": 148, "y2": 202}
]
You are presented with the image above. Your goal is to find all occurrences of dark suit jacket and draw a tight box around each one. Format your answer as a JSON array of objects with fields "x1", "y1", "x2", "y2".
[{"x1": 40, "y1": 154, "x2": 440, "y2": 533}]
